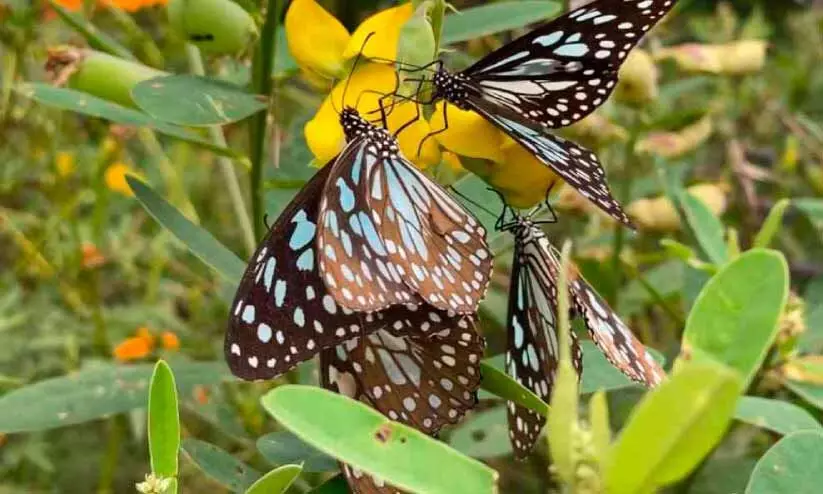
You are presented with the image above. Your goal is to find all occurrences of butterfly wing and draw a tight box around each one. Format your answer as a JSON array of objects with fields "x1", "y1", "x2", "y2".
[
  {"x1": 226, "y1": 163, "x2": 391, "y2": 381},
  {"x1": 365, "y1": 153, "x2": 493, "y2": 314},
  {"x1": 321, "y1": 315, "x2": 484, "y2": 493},
  {"x1": 466, "y1": 95, "x2": 632, "y2": 227},
  {"x1": 506, "y1": 233, "x2": 582, "y2": 458},
  {"x1": 463, "y1": 0, "x2": 678, "y2": 128},
  {"x1": 317, "y1": 137, "x2": 422, "y2": 313}
]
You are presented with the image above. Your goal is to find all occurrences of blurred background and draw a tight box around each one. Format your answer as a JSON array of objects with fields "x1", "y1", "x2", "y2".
[{"x1": 2, "y1": 0, "x2": 823, "y2": 492}]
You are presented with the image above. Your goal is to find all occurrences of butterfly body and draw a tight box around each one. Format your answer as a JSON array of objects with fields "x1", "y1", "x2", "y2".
[{"x1": 500, "y1": 213, "x2": 664, "y2": 457}]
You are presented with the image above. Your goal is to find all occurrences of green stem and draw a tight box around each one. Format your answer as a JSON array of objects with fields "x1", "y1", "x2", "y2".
[
  {"x1": 249, "y1": 0, "x2": 284, "y2": 240},
  {"x1": 610, "y1": 112, "x2": 640, "y2": 306},
  {"x1": 185, "y1": 45, "x2": 256, "y2": 255}
]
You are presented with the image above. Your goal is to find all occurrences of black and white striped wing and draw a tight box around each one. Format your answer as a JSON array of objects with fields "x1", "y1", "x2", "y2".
[
  {"x1": 506, "y1": 234, "x2": 582, "y2": 458},
  {"x1": 466, "y1": 96, "x2": 632, "y2": 227},
  {"x1": 464, "y1": 0, "x2": 678, "y2": 128}
]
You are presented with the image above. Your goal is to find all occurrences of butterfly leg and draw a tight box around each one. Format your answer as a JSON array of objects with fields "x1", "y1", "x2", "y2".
[{"x1": 415, "y1": 101, "x2": 450, "y2": 160}]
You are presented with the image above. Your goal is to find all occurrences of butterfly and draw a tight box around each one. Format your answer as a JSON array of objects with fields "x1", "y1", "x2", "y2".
[
  {"x1": 225, "y1": 150, "x2": 485, "y2": 380},
  {"x1": 415, "y1": 0, "x2": 679, "y2": 228},
  {"x1": 498, "y1": 206, "x2": 665, "y2": 457},
  {"x1": 320, "y1": 317, "x2": 484, "y2": 493}
]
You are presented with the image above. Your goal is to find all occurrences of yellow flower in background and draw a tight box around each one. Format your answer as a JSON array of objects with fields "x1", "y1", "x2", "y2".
[
  {"x1": 343, "y1": 3, "x2": 414, "y2": 60},
  {"x1": 627, "y1": 183, "x2": 729, "y2": 232},
  {"x1": 636, "y1": 116, "x2": 713, "y2": 159},
  {"x1": 55, "y1": 151, "x2": 75, "y2": 177},
  {"x1": 285, "y1": 0, "x2": 350, "y2": 79},
  {"x1": 656, "y1": 41, "x2": 767, "y2": 75},
  {"x1": 104, "y1": 162, "x2": 137, "y2": 197},
  {"x1": 615, "y1": 49, "x2": 659, "y2": 105}
]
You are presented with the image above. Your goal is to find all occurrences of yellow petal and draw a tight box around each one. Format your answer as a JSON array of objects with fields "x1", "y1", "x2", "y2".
[
  {"x1": 304, "y1": 62, "x2": 437, "y2": 168},
  {"x1": 105, "y1": 163, "x2": 137, "y2": 197},
  {"x1": 285, "y1": 0, "x2": 350, "y2": 78},
  {"x1": 485, "y1": 141, "x2": 560, "y2": 209},
  {"x1": 719, "y1": 40, "x2": 767, "y2": 75},
  {"x1": 344, "y1": 3, "x2": 414, "y2": 61},
  {"x1": 441, "y1": 151, "x2": 464, "y2": 172},
  {"x1": 431, "y1": 102, "x2": 505, "y2": 162},
  {"x1": 627, "y1": 183, "x2": 728, "y2": 231},
  {"x1": 615, "y1": 49, "x2": 659, "y2": 105}
]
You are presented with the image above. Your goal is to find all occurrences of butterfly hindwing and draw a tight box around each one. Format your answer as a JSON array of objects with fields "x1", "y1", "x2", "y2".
[
  {"x1": 464, "y1": 0, "x2": 678, "y2": 128},
  {"x1": 466, "y1": 97, "x2": 631, "y2": 227}
]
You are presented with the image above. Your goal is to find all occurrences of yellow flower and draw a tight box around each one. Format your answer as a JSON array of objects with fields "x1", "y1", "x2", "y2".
[
  {"x1": 104, "y1": 162, "x2": 137, "y2": 197},
  {"x1": 431, "y1": 102, "x2": 506, "y2": 163},
  {"x1": 55, "y1": 151, "x2": 75, "y2": 177},
  {"x1": 161, "y1": 331, "x2": 180, "y2": 351},
  {"x1": 636, "y1": 116, "x2": 713, "y2": 159},
  {"x1": 441, "y1": 151, "x2": 464, "y2": 172},
  {"x1": 343, "y1": 3, "x2": 414, "y2": 60},
  {"x1": 656, "y1": 41, "x2": 766, "y2": 75},
  {"x1": 615, "y1": 49, "x2": 658, "y2": 105},
  {"x1": 305, "y1": 63, "x2": 440, "y2": 168},
  {"x1": 285, "y1": 0, "x2": 350, "y2": 79},
  {"x1": 488, "y1": 141, "x2": 561, "y2": 209},
  {"x1": 627, "y1": 183, "x2": 729, "y2": 231}
]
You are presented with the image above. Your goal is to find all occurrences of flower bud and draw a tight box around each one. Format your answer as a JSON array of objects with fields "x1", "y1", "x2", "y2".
[
  {"x1": 636, "y1": 117, "x2": 713, "y2": 159},
  {"x1": 168, "y1": 0, "x2": 258, "y2": 55},
  {"x1": 615, "y1": 49, "x2": 658, "y2": 105}
]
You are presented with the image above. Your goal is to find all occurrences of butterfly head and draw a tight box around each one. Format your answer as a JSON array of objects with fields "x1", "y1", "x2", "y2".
[
  {"x1": 340, "y1": 106, "x2": 372, "y2": 139},
  {"x1": 432, "y1": 68, "x2": 470, "y2": 108}
]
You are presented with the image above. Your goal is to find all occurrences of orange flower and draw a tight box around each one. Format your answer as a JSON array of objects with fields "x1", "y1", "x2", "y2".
[
  {"x1": 113, "y1": 336, "x2": 153, "y2": 362},
  {"x1": 193, "y1": 385, "x2": 210, "y2": 405},
  {"x1": 52, "y1": 0, "x2": 167, "y2": 12},
  {"x1": 135, "y1": 326, "x2": 155, "y2": 345},
  {"x1": 160, "y1": 331, "x2": 180, "y2": 351},
  {"x1": 81, "y1": 243, "x2": 106, "y2": 269}
]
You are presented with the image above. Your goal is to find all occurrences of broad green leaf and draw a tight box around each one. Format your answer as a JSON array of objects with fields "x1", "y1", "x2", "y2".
[
  {"x1": 133, "y1": 75, "x2": 267, "y2": 127},
  {"x1": 448, "y1": 407, "x2": 512, "y2": 459},
  {"x1": 753, "y1": 199, "x2": 790, "y2": 248},
  {"x1": 0, "y1": 362, "x2": 229, "y2": 433},
  {"x1": 182, "y1": 438, "x2": 260, "y2": 492},
  {"x1": 734, "y1": 396, "x2": 821, "y2": 435},
  {"x1": 261, "y1": 386, "x2": 498, "y2": 494},
  {"x1": 257, "y1": 431, "x2": 337, "y2": 472},
  {"x1": 128, "y1": 177, "x2": 245, "y2": 282},
  {"x1": 244, "y1": 464, "x2": 302, "y2": 494},
  {"x1": 18, "y1": 84, "x2": 239, "y2": 159},
  {"x1": 680, "y1": 192, "x2": 729, "y2": 265},
  {"x1": 785, "y1": 380, "x2": 823, "y2": 411},
  {"x1": 799, "y1": 276, "x2": 823, "y2": 352},
  {"x1": 148, "y1": 361, "x2": 180, "y2": 482},
  {"x1": 606, "y1": 363, "x2": 742, "y2": 494},
  {"x1": 678, "y1": 249, "x2": 789, "y2": 385},
  {"x1": 687, "y1": 455, "x2": 757, "y2": 494},
  {"x1": 396, "y1": 4, "x2": 436, "y2": 73},
  {"x1": 794, "y1": 198, "x2": 823, "y2": 234},
  {"x1": 745, "y1": 431, "x2": 823, "y2": 494},
  {"x1": 443, "y1": 1, "x2": 561, "y2": 45},
  {"x1": 480, "y1": 360, "x2": 547, "y2": 416}
]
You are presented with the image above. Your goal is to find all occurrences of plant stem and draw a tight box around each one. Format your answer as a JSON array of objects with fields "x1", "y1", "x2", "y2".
[
  {"x1": 185, "y1": 45, "x2": 256, "y2": 255},
  {"x1": 610, "y1": 112, "x2": 640, "y2": 306},
  {"x1": 249, "y1": 0, "x2": 284, "y2": 240}
]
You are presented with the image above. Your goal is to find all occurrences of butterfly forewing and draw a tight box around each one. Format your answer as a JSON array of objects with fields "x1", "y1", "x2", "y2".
[
  {"x1": 467, "y1": 97, "x2": 631, "y2": 227},
  {"x1": 227, "y1": 164, "x2": 384, "y2": 380},
  {"x1": 318, "y1": 137, "x2": 421, "y2": 312},
  {"x1": 506, "y1": 232, "x2": 582, "y2": 457},
  {"x1": 465, "y1": 0, "x2": 678, "y2": 128},
  {"x1": 366, "y1": 155, "x2": 493, "y2": 313}
]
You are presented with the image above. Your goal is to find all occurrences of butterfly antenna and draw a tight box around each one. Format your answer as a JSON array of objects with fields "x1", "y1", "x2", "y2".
[
  {"x1": 449, "y1": 186, "x2": 498, "y2": 220},
  {"x1": 340, "y1": 31, "x2": 376, "y2": 111}
]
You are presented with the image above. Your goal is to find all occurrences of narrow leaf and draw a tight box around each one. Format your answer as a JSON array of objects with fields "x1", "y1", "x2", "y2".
[
  {"x1": 182, "y1": 438, "x2": 260, "y2": 493},
  {"x1": 261, "y1": 386, "x2": 498, "y2": 494},
  {"x1": 680, "y1": 192, "x2": 729, "y2": 265},
  {"x1": 128, "y1": 177, "x2": 245, "y2": 282},
  {"x1": 753, "y1": 199, "x2": 790, "y2": 248},
  {"x1": 133, "y1": 75, "x2": 267, "y2": 127},
  {"x1": 589, "y1": 390, "x2": 611, "y2": 466},
  {"x1": 479, "y1": 361, "x2": 547, "y2": 416},
  {"x1": 148, "y1": 361, "x2": 180, "y2": 480},
  {"x1": 244, "y1": 464, "x2": 302, "y2": 494},
  {"x1": 46, "y1": 0, "x2": 135, "y2": 60},
  {"x1": 734, "y1": 396, "x2": 821, "y2": 435},
  {"x1": 443, "y1": 1, "x2": 562, "y2": 45},
  {"x1": 256, "y1": 431, "x2": 337, "y2": 472}
]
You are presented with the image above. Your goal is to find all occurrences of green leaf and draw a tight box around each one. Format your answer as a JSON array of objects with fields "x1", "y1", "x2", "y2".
[
  {"x1": 308, "y1": 475, "x2": 349, "y2": 494},
  {"x1": 589, "y1": 390, "x2": 611, "y2": 466},
  {"x1": 794, "y1": 198, "x2": 823, "y2": 234},
  {"x1": 17, "y1": 84, "x2": 240, "y2": 159},
  {"x1": 182, "y1": 438, "x2": 260, "y2": 493},
  {"x1": 0, "y1": 362, "x2": 229, "y2": 433},
  {"x1": 753, "y1": 199, "x2": 791, "y2": 248},
  {"x1": 745, "y1": 431, "x2": 823, "y2": 494},
  {"x1": 785, "y1": 380, "x2": 823, "y2": 411},
  {"x1": 46, "y1": 0, "x2": 135, "y2": 60},
  {"x1": 799, "y1": 277, "x2": 823, "y2": 352},
  {"x1": 680, "y1": 191, "x2": 729, "y2": 265},
  {"x1": 128, "y1": 177, "x2": 245, "y2": 282},
  {"x1": 678, "y1": 249, "x2": 789, "y2": 386},
  {"x1": 257, "y1": 431, "x2": 337, "y2": 472},
  {"x1": 442, "y1": 1, "x2": 562, "y2": 45},
  {"x1": 479, "y1": 360, "x2": 547, "y2": 416},
  {"x1": 734, "y1": 396, "x2": 821, "y2": 435},
  {"x1": 132, "y1": 75, "x2": 267, "y2": 127},
  {"x1": 448, "y1": 407, "x2": 512, "y2": 459},
  {"x1": 244, "y1": 464, "x2": 302, "y2": 494},
  {"x1": 606, "y1": 363, "x2": 742, "y2": 494},
  {"x1": 261, "y1": 385, "x2": 498, "y2": 494},
  {"x1": 148, "y1": 361, "x2": 180, "y2": 481},
  {"x1": 687, "y1": 456, "x2": 757, "y2": 494}
]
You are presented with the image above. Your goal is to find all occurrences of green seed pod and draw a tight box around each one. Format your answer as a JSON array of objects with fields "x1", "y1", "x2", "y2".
[
  {"x1": 168, "y1": 0, "x2": 259, "y2": 55},
  {"x1": 396, "y1": 3, "x2": 436, "y2": 98},
  {"x1": 46, "y1": 48, "x2": 166, "y2": 108}
]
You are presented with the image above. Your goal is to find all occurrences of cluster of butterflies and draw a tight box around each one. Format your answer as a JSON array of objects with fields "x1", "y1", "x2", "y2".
[{"x1": 226, "y1": 1, "x2": 676, "y2": 492}]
